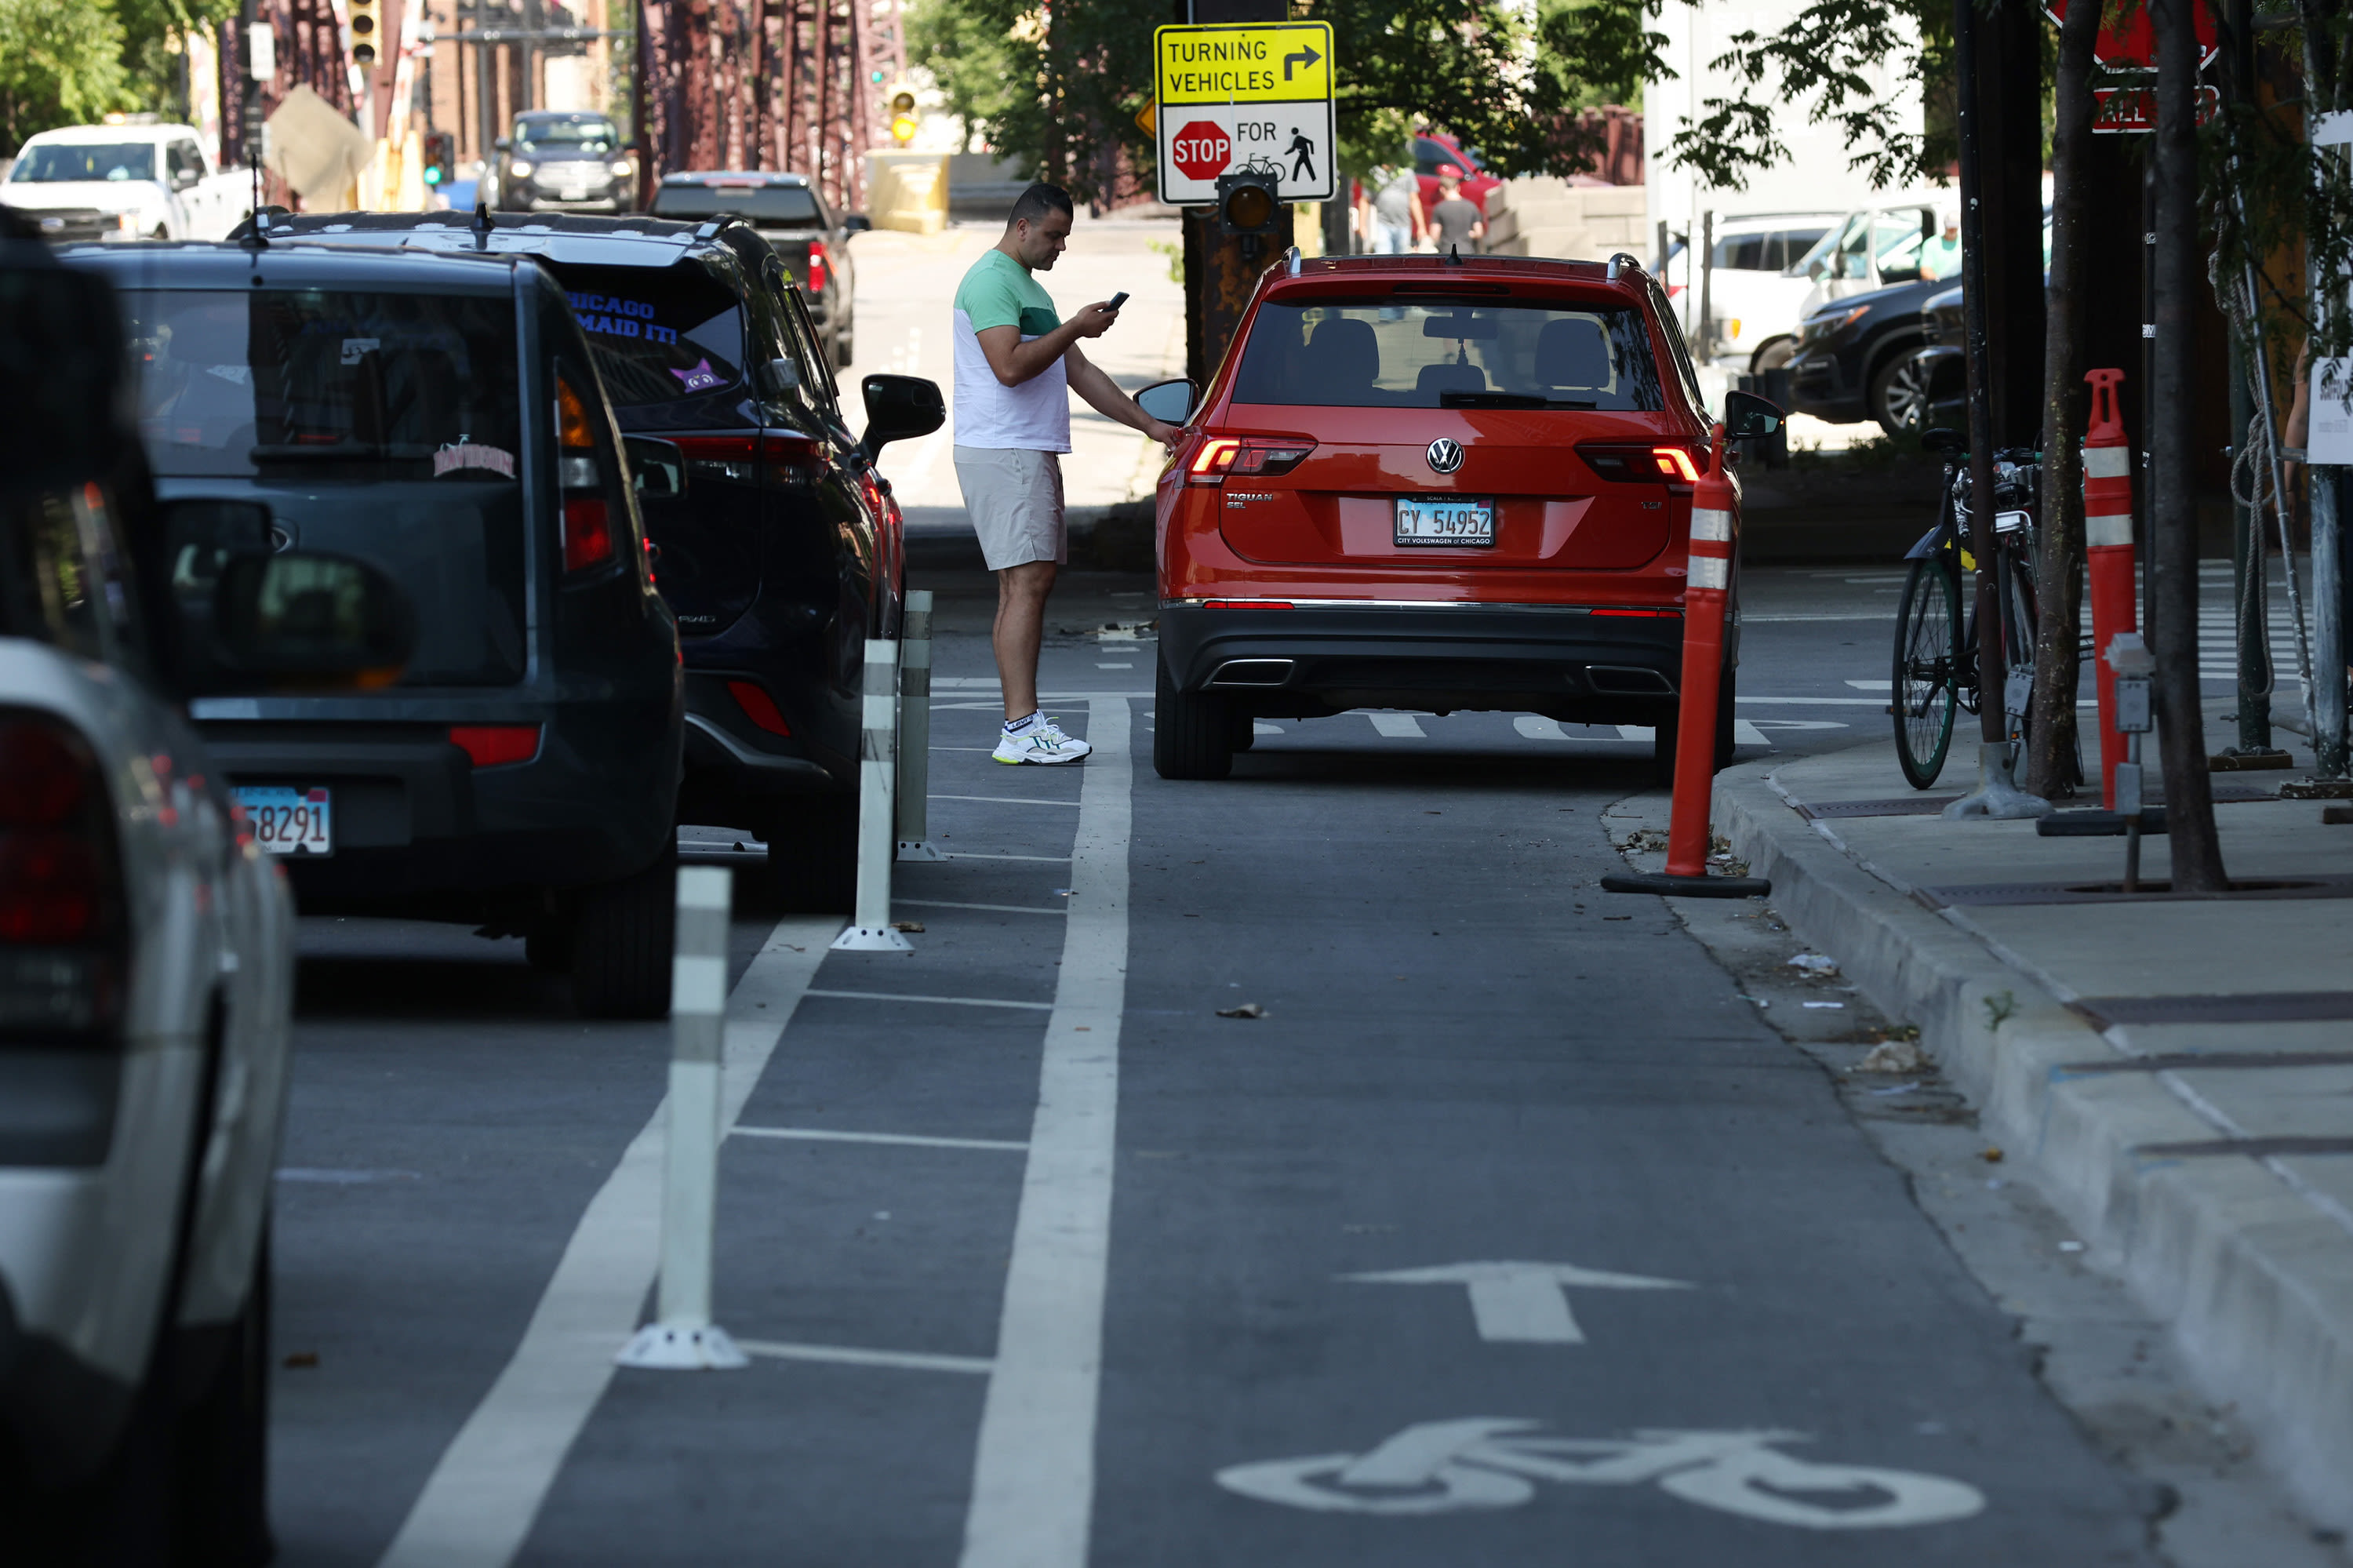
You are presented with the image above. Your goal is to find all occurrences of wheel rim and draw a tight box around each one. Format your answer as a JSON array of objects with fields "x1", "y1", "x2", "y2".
[
  {"x1": 1895, "y1": 560, "x2": 1958, "y2": 783},
  {"x1": 1882, "y1": 361, "x2": 1930, "y2": 431}
]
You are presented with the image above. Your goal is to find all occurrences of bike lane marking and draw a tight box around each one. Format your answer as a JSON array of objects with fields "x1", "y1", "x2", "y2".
[
  {"x1": 958, "y1": 697, "x2": 1132, "y2": 1568},
  {"x1": 1340, "y1": 1260, "x2": 1691, "y2": 1343},
  {"x1": 372, "y1": 915, "x2": 841, "y2": 1568}
]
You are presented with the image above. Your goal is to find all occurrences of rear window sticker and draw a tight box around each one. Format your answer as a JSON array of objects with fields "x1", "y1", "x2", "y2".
[
  {"x1": 671, "y1": 358, "x2": 723, "y2": 392},
  {"x1": 433, "y1": 436, "x2": 517, "y2": 478},
  {"x1": 569, "y1": 292, "x2": 680, "y2": 345},
  {"x1": 340, "y1": 337, "x2": 382, "y2": 364}
]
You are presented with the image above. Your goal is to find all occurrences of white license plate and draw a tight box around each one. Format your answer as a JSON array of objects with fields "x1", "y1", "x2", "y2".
[
  {"x1": 235, "y1": 786, "x2": 333, "y2": 855},
  {"x1": 1395, "y1": 497, "x2": 1495, "y2": 547}
]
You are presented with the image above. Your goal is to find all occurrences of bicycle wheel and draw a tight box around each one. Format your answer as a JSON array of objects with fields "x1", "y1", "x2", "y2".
[{"x1": 1892, "y1": 553, "x2": 1961, "y2": 789}]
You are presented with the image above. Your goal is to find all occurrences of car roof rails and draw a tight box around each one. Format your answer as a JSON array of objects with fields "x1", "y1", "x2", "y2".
[
  {"x1": 1606, "y1": 252, "x2": 1643, "y2": 282},
  {"x1": 1285, "y1": 245, "x2": 1301, "y2": 277}
]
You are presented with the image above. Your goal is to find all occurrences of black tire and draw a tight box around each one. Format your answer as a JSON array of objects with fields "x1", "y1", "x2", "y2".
[
  {"x1": 173, "y1": 1227, "x2": 274, "y2": 1568},
  {"x1": 1751, "y1": 337, "x2": 1795, "y2": 373},
  {"x1": 766, "y1": 794, "x2": 859, "y2": 912},
  {"x1": 1869, "y1": 349, "x2": 1932, "y2": 436},
  {"x1": 1893, "y1": 552, "x2": 1962, "y2": 789},
  {"x1": 1227, "y1": 707, "x2": 1257, "y2": 753},
  {"x1": 1154, "y1": 655, "x2": 1232, "y2": 780},
  {"x1": 571, "y1": 846, "x2": 677, "y2": 1020},
  {"x1": 835, "y1": 329, "x2": 853, "y2": 369},
  {"x1": 524, "y1": 911, "x2": 576, "y2": 973}
]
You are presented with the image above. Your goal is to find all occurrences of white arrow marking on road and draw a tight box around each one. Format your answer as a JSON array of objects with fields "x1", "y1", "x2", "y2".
[{"x1": 1340, "y1": 1261, "x2": 1691, "y2": 1344}]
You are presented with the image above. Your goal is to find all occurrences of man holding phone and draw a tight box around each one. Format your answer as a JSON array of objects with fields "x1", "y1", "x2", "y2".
[{"x1": 952, "y1": 180, "x2": 1183, "y2": 764}]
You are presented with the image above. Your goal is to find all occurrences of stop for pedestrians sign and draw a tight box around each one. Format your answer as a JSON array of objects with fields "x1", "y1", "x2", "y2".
[
  {"x1": 1154, "y1": 21, "x2": 1336, "y2": 204},
  {"x1": 1171, "y1": 122, "x2": 1231, "y2": 183}
]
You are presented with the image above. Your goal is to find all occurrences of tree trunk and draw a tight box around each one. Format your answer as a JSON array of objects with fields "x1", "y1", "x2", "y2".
[
  {"x1": 2152, "y1": 0, "x2": 2229, "y2": 888},
  {"x1": 2026, "y1": 0, "x2": 2104, "y2": 799}
]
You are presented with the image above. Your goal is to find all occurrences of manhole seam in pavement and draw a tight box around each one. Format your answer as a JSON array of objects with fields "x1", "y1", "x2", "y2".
[
  {"x1": 2069, "y1": 991, "x2": 2353, "y2": 1028},
  {"x1": 2134, "y1": 1135, "x2": 2353, "y2": 1159},
  {"x1": 1915, "y1": 875, "x2": 2353, "y2": 907}
]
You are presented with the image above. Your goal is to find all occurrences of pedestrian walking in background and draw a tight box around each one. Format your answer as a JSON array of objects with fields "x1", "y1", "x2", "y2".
[
  {"x1": 1429, "y1": 169, "x2": 1485, "y2": 256},
  {"x1": 951, "y1": 180, "x2": 1183, "y2": 765},
  {"x1": 1366, "y1": 163, "x2": 1424, "y2": 254}
]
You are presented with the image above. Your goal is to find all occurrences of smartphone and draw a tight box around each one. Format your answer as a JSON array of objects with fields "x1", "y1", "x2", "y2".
[{"x1": 1105, "y1": 292, "x2": 1130, "y2": 311}]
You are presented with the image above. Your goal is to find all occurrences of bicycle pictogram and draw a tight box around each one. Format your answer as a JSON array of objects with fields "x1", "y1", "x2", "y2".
[{"x1": 1216, "y1": 1418, "x2": 1986, "y2": 1530}]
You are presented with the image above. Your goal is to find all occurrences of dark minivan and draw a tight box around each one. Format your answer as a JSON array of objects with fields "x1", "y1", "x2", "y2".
[
  {"x1": 244, "y1": 210, "x2": 943, "y2": 907},
  {"x1": 67, "y1": 238, "x2": 685, "y2": 1017}
]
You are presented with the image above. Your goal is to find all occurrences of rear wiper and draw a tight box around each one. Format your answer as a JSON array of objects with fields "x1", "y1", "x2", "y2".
[{"x1": 1435, "y1": 391, "x2": 1598, "y2": 409}]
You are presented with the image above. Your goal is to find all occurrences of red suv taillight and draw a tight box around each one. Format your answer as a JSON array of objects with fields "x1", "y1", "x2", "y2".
[
  {"x1": 0, "y1": 713, "x2": 124, "y2": 1042},
  {"x1": 1577, "y1": 442, "x2": 1700, "y2": 485},
  {"x1": 448, "y1": 725, "x2": 542, "y2": 768},
  {"x1": 806, "y1": 239, "x2": 829, "y2": 296},
  {"x1": 726, "y1": 681, "x2": 792, "y2": 737},
  {"x1": 557, "y1": 375, "x2": 617, "y2": 574},
  {"x1": 1187, "y1": 436, "x2": 1317, "y2": 485}
]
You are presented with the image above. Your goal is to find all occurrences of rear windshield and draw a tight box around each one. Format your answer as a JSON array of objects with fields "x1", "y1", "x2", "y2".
[
  {"x1": 1231, "y1": 299, "x2": 1664, "y2": 411},
  {"x1": 516, "y1": 117, "x2": 619, "y2": 154},
  {"x1": 11, "y1": 143, "x2": 155, "y2": 183},
  {"x1": 121, "y1": 289, "x2": 522, "y2": 481},
  {"x1": 651, "y1": 184, "x2": 822, "y2": 227},
  {"x1": 557, "y1": 263, "x2": 744, "y2": 404}
]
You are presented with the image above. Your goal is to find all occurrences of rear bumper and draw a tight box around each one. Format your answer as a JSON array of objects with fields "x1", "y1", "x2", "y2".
[{"x1": 1158, "y1": 600, "x2": 1705, "y2": 725}]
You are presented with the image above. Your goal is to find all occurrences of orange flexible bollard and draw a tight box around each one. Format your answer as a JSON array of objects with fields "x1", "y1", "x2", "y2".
[
  {"x1": 1602, "y1": 424, "x2": 1770, "y2": 900},
  {"x1": 2082, "y1": 369, "x2": 2137, "y2": 809}
]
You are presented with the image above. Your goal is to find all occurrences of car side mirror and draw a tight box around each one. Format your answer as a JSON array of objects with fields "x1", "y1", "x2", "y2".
[
  {"x1": 859, "y1": 373, "x2": 944, "y2": 461},
  {"x1": 1724, "y1": 389, "x2": 1783, "y2": 441},
  {"x1": 1136, "y1": 377, "x2": 1195, "y2": 427},
  {"x1": 842, "y1": 213, "x2": 872, "y2": 233},
  {"x1": 1807, "y1": 258, "x2": 1825, "y2": 280},
  {"x1": 625, "y1": 435, "x2": 686, "y2": 497},
  {"x1": 1921, "y1": 426, "x2": 1966, "y2": 457},
  {"x1": 209, "y1": 551, "x2": 414, "y2": 689}
]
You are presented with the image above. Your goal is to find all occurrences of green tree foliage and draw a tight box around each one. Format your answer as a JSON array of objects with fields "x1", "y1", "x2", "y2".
[
  {"x1": 907, "y1": 0, "x2": 1670, "y2": 203},
  {"x1": 0, "y1": 0, "x2": 132, "y2": 152}
]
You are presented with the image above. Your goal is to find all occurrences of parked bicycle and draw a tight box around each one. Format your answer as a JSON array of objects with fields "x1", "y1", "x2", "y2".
[{"x1": 1891, "y1": 428, "x2": 2048, "y2": 789}]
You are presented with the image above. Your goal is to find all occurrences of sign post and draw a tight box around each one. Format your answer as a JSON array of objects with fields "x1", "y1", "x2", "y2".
[{"x1": 1152, "y1": 21, "x2": 1337, "y2": 205}]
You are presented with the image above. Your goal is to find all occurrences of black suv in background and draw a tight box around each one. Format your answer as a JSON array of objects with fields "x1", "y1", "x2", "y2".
[
  {"x1": 1782, "y1": 275, "x2": 1943, "y2": 435},
  {"x1": 493, "y1": 110, "x2": 633, "y2": 215},
  {"x1": 249, "y1": 210, "x2": 943, "y2": 907},
  {"x1": 651, "y1": 172, "x2": 865, "y2": 368},
  {"x1": 67, "y1": 238, "x2": 685, "y2": 1016}
]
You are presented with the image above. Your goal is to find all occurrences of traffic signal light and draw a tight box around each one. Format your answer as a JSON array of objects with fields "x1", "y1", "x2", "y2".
[
  {"x1": 1217, "y1": 168, "x2": 1281, "y2": 263},
  {"x1": 347, "y1": 0, "x2": 378, "y2": 65},
  {"x1": 889, "y1": 90, "x2": 918, "y2": 146},
  {"x1": 423, "y1": 129, "x2": 455, "y2": 187}
]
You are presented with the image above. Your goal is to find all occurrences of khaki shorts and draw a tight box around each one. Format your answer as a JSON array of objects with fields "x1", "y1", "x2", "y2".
[{"x1": 954, "y1": 446, "x2": 1066, "y2": 570}]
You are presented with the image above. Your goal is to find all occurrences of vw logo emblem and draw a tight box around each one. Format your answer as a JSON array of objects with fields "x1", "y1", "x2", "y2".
[{"x1": 1426, "y1": 438, "x2": 1464, "y2": 475}]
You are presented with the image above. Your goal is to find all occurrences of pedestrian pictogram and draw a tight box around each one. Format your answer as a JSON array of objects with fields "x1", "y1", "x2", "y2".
[{"x1": 1153, "y1": 21, "x2": 1335, "y2": 204}]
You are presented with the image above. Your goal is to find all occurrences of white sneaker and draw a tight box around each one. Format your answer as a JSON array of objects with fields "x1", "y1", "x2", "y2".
[{"x1": 993, "y1": 725, "x2": 1093, "y2": 765}]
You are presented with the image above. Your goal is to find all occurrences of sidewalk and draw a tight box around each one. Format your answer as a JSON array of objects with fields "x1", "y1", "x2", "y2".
[{"x1": 1618, "y1": 738, "x2": 2353, "y2": 1537}]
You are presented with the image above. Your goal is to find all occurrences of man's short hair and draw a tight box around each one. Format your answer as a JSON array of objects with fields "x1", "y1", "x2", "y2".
[{"x1": 1009, "y1": 181, "x2": 1075, "y2": 228}]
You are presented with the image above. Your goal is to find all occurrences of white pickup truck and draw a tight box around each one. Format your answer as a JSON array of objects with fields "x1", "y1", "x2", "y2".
[{"x1": 3, "y1": 122, "x2": 254, "y2": 243}]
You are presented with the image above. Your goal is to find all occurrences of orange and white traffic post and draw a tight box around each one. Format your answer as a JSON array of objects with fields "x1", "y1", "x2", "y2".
[
  {"x1": 2082, "y1": 368, "x2": 2137, "y2": 809},
  {"x1": 1602, "y1": 424, "x2": 1770, "y2": 900}
]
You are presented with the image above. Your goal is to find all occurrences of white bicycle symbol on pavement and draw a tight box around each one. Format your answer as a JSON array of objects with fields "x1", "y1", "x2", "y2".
[{"x1": 1216, "y1": 1418, "x2": 1987, "y2": 1530}]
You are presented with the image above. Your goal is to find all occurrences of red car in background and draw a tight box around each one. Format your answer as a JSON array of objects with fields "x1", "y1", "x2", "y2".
[
  {"x1": 1134, "y1": 251, "x2": 1782, "y2": 782},
  {"x1": 1413, "y1": 131, "x2": 1504, "y2": 216}
]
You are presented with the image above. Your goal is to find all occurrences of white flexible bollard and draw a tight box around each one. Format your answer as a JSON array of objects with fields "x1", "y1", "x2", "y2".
[
  {"x1": 896, "y1": 590, "x2": 944, "y2": 861},
  {"x1": 832, "y1": 638, "x2": 911, "y2": 951},
  {"x1": 617, "y1": 864, "x2": 748, "y2": 1370}
]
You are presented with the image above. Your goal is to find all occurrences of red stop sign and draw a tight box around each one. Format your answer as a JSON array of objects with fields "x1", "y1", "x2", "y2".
[
  {"x1": 1172, "y1": 121, "x2": 1232, "y2": 183},
  {"x1": 2045, "y1": 0, "x2": 2215, "y2": 69}
]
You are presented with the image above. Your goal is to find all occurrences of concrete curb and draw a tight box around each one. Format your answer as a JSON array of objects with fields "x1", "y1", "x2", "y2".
[{"x1": 1707, "y1": 753, "x2": 2353, "y2": 1535}]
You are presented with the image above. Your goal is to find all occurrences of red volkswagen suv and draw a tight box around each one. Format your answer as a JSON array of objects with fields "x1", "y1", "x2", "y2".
[{"x1": 1141, "y1": 250, "x2": 1780, "y2": 780}]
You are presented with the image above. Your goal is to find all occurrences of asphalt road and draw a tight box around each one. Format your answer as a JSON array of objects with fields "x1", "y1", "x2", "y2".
[{"x1": 258, "y1": 548, "x2": 2246, "y2": 1567}]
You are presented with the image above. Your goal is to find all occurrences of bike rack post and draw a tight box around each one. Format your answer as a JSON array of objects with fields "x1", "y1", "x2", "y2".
[
  {"x1": 832, "y1": 638, "x2": 912, "y2": 951},
  {"x1": 896, "y1": 591, "x2": 944, "y2": 861},
  {"x1": 616, "y1": 864, "x2": 748, "y2": 1370},
  {"x1": 2083, "y1": 369, "x2": 2138, "y2": 809},
  {"x1": 1602, "y1": 424, "x2": 1770, "y2": 900}
]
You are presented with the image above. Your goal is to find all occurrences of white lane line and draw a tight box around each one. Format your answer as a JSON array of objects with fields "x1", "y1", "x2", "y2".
[
  {"x1": 732, "y1": 1126, "x2": 1028, "y2": 1152},
  {"x1": 739, "y1": 1339, "x2": 995, "y2": 1376},
  {"x1": 1737, "y1": 696, "x2": 1888, "y2": 705},
  {"x1": 896, "y1": 897, "x2": 1068, "y2": 916},
  {"x1": 373, "y1": 915, "x2": 841, "y2": 1568},
  {"x1": 932, "y1": 794, "x2": 1085, "y2": 808},
  {"x1": 1845, "y1": 679, "x2": 1893, "y2": 689},
  {"x1": 1733, "y1": 719, "x2": 1772, "y2": 748},
  {"x1": 959, "y1": 697, "x2": 1130, "y2": 1568},
  {"x1": 1368, "y1": 713, "x2": 1426, "y2": 738},
  {"x1": 1615, "y1": 724, "x2": 1654, "y2": 742},
  {"x1": 1252, "y1": 721, "x2": 1284, "y2": 737},
  {"x1": 804, "y1": 988, "x2": 1054, "y2": 1011},
  {"x1": 1513, "y1": 716, "x2": 1566, "y2": 740}
]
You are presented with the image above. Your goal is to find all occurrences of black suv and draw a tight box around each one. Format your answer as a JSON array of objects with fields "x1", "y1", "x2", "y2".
[
  {"x1": 651, "y1": 172, "x2": 864, "y2": 369},
  {"x1": 245, "y1": 210, "x2": 944, "y2": 906},
  {"x1": 67, "y1": 238, "x2": 685, "y2": 1017},
  {"x1": 493, "y1": 110, "x2": 632, "y2": 216},
  {"x1": 1783, "y1": 276, "x2": 1943, "y2": 435}
]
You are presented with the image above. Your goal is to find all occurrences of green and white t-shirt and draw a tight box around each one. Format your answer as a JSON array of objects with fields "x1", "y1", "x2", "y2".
[{"x1": 951, "y1": 248, "x2": 1070, "y2": 452}]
